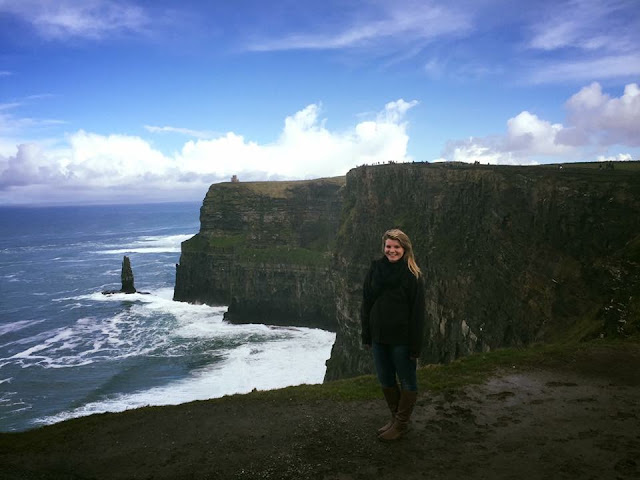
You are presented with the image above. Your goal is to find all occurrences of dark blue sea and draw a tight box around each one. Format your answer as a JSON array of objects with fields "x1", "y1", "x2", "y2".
[{"x1": 0, "y1": 203, "x2": 335, "y2": 432}]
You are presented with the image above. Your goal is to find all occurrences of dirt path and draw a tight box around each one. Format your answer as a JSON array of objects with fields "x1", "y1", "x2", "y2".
[{"x1": 1, "y1": 348, "x2": 639, "y2": 480}]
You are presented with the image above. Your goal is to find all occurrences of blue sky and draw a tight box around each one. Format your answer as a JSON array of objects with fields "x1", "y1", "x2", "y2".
[{"x1": 1, "y1": 0, "x2": 639, "y2": 205}]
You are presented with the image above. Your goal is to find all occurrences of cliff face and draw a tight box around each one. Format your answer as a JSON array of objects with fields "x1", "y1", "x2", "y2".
[
  {"x1": 324, "y1": 162, "x2": 640, "y2": 380},
  {"x1": 173, "y1": 177, "x2": 345, "y2": 330},
  {"x1": 174, "y1": 162, "x2": 640, "y2": 382}
]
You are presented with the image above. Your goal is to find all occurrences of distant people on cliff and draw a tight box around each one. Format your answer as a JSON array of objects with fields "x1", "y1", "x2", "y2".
[
  {"x1": 361, "y1": 229, "x2": 425, "y2": 441},
  {"x1": 598, "y1": 161, "x2": 615, "y2": 170}
]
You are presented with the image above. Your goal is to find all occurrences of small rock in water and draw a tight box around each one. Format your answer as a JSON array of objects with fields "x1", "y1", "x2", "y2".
[
  {"x1": 102, "y1": 256, "x2": 149, "y2": 295},
  {"x1": 120, "y1": 256, "x2": 136, "y2": 294}
]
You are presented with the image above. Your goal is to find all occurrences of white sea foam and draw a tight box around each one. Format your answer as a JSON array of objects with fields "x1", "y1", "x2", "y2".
[
  {"x1": 99, "y1": 234, "x2": 193, "y2": 254},
  {"x1": 3, "y1": 289, "x2": 231, "y2": 369},
  {"x1": 0, "y1": 320, "x2": 45, "y2": 337},
  {"x1": 0, "y1": 390, "x2": 32, "y2": 415},
  {"x1": 6, "y1": 284, "x2": 337, "y2": 428},
  {"x1": 78, "y1": 291, "x2": 158, "y2": 303},
  {"x1": 35, "y1": 326, "x2": 335, "y2": 426},
  {"x1": 2, "y1": 290, "x2": 181, "y2": 368},
  {"x1": 0, "y1": 329, "x2": 55, "y2": 353},
  {"x1": 5, "y1": 312, "x2": 172, "y2": 369}
]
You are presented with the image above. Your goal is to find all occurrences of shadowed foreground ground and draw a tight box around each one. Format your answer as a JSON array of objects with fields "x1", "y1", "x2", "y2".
[{"x1": 1, "y1": 343, "x2": 639, "y2": 480}]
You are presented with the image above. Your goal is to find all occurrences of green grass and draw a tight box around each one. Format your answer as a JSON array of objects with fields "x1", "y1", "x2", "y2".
[
  {"x1": 180, "y1": 234, "x2": 245, "y2": 252},
  {"x1": 217, "y1": 176, "x2": 346, "y2": 199},
  {"x1": 554, "y1": 160, "x2": 640, "y2": 171},
  {"x1": 236, "y1": 246, "x2": 330, "y2": 266},
  {"x1": 205, "y1": 235, "x2": 245, "y2": 248},
  {"x1": 555, "y1": 307, "x2": 603, "y2": 343},
  {"x1": 181, "y1": 235, "x2": 331, "y2": 266}
]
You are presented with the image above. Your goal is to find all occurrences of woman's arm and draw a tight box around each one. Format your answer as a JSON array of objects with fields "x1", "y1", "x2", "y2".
[
  {"x1": 408, "y1": 274, "x2": 425, "y2": 358},
  {"x1": 361, "y1": 265, "x2": 374, "y2": 346}
]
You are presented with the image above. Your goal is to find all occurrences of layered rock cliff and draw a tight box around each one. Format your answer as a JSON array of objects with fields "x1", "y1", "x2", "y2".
[
  {"x1": 174, "y1": 162, "x2": 640, "y2": 382},
  {"x1": 173, "y1": 177, "x2": 345, "y2": 330},
  {"x1": 324, "y1": 162, "x2": 640, "y2": 380}
]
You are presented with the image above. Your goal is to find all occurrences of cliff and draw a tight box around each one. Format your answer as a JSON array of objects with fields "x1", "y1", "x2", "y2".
[
  {"x1": 173, "y1": 177, "x2": 345, "y2": 330},
  {"x1": 324, "y1": 161, "x2": 640, "y2": 380},
  {"x1": 174, "y1": 162, "x2": 640, "y2": 382}
]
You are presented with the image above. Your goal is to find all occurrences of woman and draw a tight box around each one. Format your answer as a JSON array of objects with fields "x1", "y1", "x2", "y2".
[{"x1": 361, "y1": 229, "x2": 425, "y2": 441}]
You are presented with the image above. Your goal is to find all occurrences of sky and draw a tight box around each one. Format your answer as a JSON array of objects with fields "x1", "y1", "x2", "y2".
[{"x1": 1, "y1": 0, "x2": 639, "y2": 205}]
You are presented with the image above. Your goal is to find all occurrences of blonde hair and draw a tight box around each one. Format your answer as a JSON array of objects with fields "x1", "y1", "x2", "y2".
[{"x1": 382, "y1": 229, "x2": 422, "y2": 278}]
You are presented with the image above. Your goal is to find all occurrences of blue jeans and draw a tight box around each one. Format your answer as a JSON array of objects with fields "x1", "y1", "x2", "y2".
[{"x1": 372, "y1": 342, "x2": 418, "y2": 391}]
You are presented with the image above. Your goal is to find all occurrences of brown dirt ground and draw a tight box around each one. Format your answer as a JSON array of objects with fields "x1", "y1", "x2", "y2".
[{"x1": 1, "y1": 347, "x2": 639, "y2": 480}]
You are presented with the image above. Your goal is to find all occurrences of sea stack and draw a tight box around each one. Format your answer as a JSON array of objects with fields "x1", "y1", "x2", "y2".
[
  {"x1": 102, "y1": 255, "x2": 138, "y2": 295},
  {"x1": 120, "y1": 256, "x2": 136, "y2": 294}
]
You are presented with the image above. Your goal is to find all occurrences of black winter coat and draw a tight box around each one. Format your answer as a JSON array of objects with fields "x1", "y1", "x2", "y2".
[{"x1": 361, "y1": 257, "x2": 425, "y2": 357}]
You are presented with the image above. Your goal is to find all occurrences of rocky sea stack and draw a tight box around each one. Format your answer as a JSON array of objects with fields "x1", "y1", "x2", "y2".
[{"x1": 102, "y1": 256, "x2": 137, "y2": 295}]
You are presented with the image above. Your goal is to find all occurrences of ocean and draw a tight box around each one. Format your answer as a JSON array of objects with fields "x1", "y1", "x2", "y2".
[{"x1": 0, "y1": 202, "x2": 335, "y2": 432}]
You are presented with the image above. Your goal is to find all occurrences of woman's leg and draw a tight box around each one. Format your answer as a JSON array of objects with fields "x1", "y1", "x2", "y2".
[
  {"x1": 372, "y1": 342, "x2": 401, "y2": 434},
  {"x1": 372, "y1": 342, "x2": 397, "y2": 388},
  {"x1": 378, "y1": 344, "x2": 418, "y2": 441},
  {"x1": 389, "y1": 344, "x2": 417, "y2": 392}
]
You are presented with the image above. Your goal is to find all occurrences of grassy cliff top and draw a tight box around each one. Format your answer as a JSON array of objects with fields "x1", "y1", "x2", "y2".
[
  {"x1": 207, "y1": 161, "x2": 640, "y2": 200},
  {"x1": 210, "y1": 176, "x2": 346, "y2": 199}
]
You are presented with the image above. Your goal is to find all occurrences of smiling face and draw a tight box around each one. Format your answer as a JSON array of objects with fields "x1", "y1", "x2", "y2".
[{"x1": 384, "y1": 238, "x2": 405, "y2": 263}]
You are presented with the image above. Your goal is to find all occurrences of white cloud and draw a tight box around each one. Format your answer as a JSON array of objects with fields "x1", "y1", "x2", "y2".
[
  {"x1": 563, "y1": 82, "x2": 640, "y2": 146},
  {"x1": 0, "y1": 98, "x2": 68, "y2": 157},
  {"x1": 246, "y1": 1, "x2": 471, "y2": 52},
  {"x1": 0, "y1": 143, "x2": 51, "y2": 187},
  {"x1": 175, "y1": 101, "x2": 416, "y2": 179},
  {"x1": 597, "y1": 153, "x2": 633, "y2": 162},
  {"x1": 439, "y1": 110, "x2": 569, "y2": 165},
  {"x1": 527, "y1": 54, "x2": 640, "y2": 85},
  {"x1": 505, "y1": 111, "x2": 569, "y2": 155},
  {"x1": 0, "y1": 100, "x2": 417, "y2": 204},
  {"x1": 0, "y1": 102, "x2": 22, "y2": 112},
  {"x1": 144, "y1": 125, "x2": 220, "y2": 139},
  {"x1": 0, "y1": 0, "x2": 150, "y2": 40},
  {"x1": 436, "y1": 140, "x2": 519, "y2": 165},
  {"x1": 379, "y1": 99, "x2": 418, "y2": 123},
  {"x1": 524, "y1": 0, "x2": 640, "y2": 84},
  {"x1": 424, "y1": 58, "x2": 445, "y2": 79},
  {"x1": 528, "y1": 0, "x2": 635, "y2": 53},
  {"x1": 65, "y1": 130, "x2": 173, "y2": 184},
  {"x1": 439, "y1": 82, "x2": 640, "y2": 164}
]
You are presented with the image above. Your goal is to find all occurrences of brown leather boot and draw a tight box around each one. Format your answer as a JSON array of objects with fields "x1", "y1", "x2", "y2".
[
  {"x1": 377, "y1": 385, "x2": 400, "y2": 435},
  {"x1": 378, "y1": 390, "x2": 417, "y2": 441}
]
